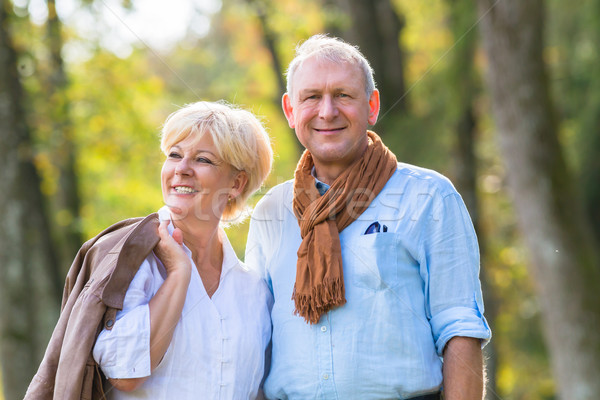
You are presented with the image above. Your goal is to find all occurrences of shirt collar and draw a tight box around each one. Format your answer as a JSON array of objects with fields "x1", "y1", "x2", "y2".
[{"x1": 311, "y1": 166, "x2": 330, "y2": 195}]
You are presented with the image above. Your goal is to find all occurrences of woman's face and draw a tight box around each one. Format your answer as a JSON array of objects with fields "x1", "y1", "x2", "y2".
[{"x1": 161, "y1": 132, "x2": 242, "y2": 223}]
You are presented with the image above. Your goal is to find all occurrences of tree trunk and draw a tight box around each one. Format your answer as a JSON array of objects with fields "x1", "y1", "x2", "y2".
[
  {"x1": 477, "y1": 1, "x2": 600, "y2": 398},
  {"x1": 578, "y1": 0, "x2": 600, "y2": 245},
  {"x1": 247, "y1": 0, "x2": 286, "y2": 100},
  {"x1": 333, "y1": 0, "x2": 407, "y2": 117},
  {"x1": 445, "y1": 1, "x2": 499, "y2": 397},
  {"x1": 245, "y1": 0, "x2": 303, "y2": 155},
  {"x1": 0, "y1": 1, "x2": 60, "y2": 398},
  {"x1": 47, "y1": 0, "x2": 84, "y2": 273}
]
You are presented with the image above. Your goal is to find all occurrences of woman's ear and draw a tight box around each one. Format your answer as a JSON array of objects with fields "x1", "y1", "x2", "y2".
[{"x1": 230, "y1": 170, "x2": 248, "y2": 199}]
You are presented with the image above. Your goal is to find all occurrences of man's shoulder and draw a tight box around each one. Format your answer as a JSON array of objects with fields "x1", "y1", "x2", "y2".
[
  {"x1": 393, "y1": 162, "x2": 449, "y2": 182},
  {"x1": 252, "y1": 179, "x2": 294, "y2": 215},
  {"x1": 390, "y1": 162, "x2": 458, "y2": 196},
  {"x1": 235, "y1": 261, "x2": 272, "y2": 294}
]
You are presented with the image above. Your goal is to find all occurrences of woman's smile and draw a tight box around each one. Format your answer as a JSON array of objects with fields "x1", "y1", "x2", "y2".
[{"x1": 172, "y1": 185, "x2": 199, "y2": 195}]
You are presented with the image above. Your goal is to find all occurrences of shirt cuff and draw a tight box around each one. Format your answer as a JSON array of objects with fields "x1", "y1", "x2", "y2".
[
  {"x1": 430, "y1": 305, "x2": 491, "y2": 356},
  {"x1": 93, "y1": 304, "x2": 152, "y2": 379}
]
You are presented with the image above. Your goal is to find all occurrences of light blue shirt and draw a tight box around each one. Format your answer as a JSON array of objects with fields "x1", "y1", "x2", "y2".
[{"x1": 246, "y1": 163, "x2": 491, "y2": 400}]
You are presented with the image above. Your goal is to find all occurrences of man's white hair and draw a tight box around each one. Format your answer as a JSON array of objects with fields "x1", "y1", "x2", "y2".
[{"x1": 285, "y1": 34, "x2": 376, "y2": 99}]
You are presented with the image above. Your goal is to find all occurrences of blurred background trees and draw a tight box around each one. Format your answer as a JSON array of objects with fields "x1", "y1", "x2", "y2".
[
  {"x1": 477, "y1": 0, "x2": 600, "y2": 397},
  {"x1": 0, "y1": 0, "x2": 598, "y2": 398}
]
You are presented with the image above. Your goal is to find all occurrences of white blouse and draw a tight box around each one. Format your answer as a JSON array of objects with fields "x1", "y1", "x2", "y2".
[{"x1": 93, "y1": 207, "x2": 272, "y2": 400}]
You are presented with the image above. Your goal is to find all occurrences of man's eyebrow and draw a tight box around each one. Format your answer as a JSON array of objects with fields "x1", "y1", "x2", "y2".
[
  {"x1": 299, "y1": 87, "x2": 354, "y2": 95},
  {"x1": 299, "y1": 89, "x2": 320, "y2": 95}
]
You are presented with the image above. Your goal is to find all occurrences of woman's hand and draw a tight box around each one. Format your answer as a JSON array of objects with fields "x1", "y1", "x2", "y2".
[
  {"x1": 146, "y1": 219, "x2": 192, "y2": 372},
  {"x1": 154, "y1": 219, "x2": 191, "y2": 279}
]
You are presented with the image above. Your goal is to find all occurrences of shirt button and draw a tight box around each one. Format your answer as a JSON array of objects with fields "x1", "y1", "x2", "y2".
[
  {"x1": 322, "y1": 373, "x2": 329, "y2": 380},
  {"x1": 320, "y1": 326, "x2": 327, "y2": 332}
]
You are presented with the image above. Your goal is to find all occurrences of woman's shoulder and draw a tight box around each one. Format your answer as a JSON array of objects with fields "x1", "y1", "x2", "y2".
[
  {"x1": 73, "y1": 213, "x2": 160, "y2": 308},
  {"x1": 90, "y1": 213, "x2": 159, "y2": 251}
]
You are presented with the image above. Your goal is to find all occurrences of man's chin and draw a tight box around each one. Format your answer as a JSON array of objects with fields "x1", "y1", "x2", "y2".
[{"x1": 312, "y1": 147, "x2": 363, "y2": 166}]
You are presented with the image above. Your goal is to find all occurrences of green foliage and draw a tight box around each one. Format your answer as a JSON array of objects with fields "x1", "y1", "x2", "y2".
[
  {"x1": 5, "y1": 0, "x2": 600, "y2": 397},
  {"x1": 546, "y1": 0, "x2": 600, "y2": 242},
  {"x1": 68, "y1": 47, "x2": 167, "y2": 234}
]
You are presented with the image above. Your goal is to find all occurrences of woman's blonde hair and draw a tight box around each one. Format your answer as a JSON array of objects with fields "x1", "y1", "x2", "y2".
[{"x1": 160, "y1": 101, "x2": 273, "y2": 222}]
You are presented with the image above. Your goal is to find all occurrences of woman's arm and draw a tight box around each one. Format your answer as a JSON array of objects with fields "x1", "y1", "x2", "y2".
[{"x1": 109, "y1": 220, "x2": 192, "y2": 392}]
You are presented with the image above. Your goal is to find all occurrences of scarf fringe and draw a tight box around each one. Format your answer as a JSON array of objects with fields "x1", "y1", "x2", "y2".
[{"x1": 292, "y1": 277, "x2": 347, "y2": 324}]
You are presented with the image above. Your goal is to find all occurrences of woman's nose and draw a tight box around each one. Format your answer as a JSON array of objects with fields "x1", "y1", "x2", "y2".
[{"x1": 175, "y1": 158, "x2": 192, "y2": 175}]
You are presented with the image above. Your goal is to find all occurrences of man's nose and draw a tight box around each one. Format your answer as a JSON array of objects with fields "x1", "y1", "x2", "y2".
[{"x1": 318, "y1": 95, "x2": 338, "y2": 120}]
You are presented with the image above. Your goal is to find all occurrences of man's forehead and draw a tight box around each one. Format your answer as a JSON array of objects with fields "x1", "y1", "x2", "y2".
[
  {"x1": 298, "y1": 86, "x2": 353, "y2": 94},
  {"x1": 297, "y1": 56, "x2": 356, "y2": 73},
  {"x1": 293, "y1": 58, "x2": 364, "y2": 88}
]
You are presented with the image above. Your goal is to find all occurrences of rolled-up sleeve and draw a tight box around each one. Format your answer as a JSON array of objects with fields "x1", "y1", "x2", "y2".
[
  {"x1": 421, "y1": 191, "x2": 491, "y2": 356},
  {"x1": 93, "y1": 259, "x2": 154, "y2": 378},
  {"x1": 430, "y1": 300, "x2": 490, "y2": 355}
]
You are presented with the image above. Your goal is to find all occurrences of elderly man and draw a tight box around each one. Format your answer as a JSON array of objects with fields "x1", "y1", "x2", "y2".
[{"x1": 246, "y1": 34, "x2": 491, "y2": 400}]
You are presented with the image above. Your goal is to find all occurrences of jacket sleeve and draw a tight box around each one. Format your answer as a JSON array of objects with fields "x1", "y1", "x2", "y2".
[
  {"x1": 23, "y1": 240, "x2": 96, "y2": 400},
  {"x1": 24, "y1": 216, "x2": 153, "y2": 400}
]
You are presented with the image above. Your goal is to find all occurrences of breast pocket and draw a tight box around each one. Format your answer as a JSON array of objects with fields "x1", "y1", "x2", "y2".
[{"x1": 342, "y1": 233, "x2": 400, "y2": 291}]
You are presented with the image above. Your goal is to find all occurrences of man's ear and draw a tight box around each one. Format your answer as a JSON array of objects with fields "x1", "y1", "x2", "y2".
[
  {"x1": 282, "y1": 93, "x2": 296, "y2": 129},
  {"x1": 367, "y1": 89, "x2": 380, "y2": 126}
]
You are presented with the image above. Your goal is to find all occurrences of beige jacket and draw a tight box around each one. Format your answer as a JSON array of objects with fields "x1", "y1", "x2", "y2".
[{"x1": 24, "y1": 213, "x2": 159, "y2": 400}]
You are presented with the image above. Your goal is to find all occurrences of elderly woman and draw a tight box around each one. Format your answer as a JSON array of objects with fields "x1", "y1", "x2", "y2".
[{"x1": 25, "y1": 101, "x2": 273, "y2": 400}]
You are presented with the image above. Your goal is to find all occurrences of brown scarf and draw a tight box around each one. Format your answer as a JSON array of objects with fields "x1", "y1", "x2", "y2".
[{"x1": 292, "y1": 130, "x2": 398, "y2": 324}]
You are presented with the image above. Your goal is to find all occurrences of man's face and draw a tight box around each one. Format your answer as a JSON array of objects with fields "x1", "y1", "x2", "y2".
[{"x1": 283, "y1": 57, "x2": 380, "y2": 176}]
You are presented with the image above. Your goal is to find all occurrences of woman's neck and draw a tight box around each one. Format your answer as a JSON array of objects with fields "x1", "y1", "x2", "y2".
[
  {"x1": 173, "y1": 216, "x2": 224, "y2": 298},
  {"x1": 173, "y1": 217, "x2": 223, "y2": 271}
]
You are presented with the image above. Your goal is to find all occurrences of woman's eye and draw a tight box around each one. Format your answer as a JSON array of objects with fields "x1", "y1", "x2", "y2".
[
  {"x1": 197, "y1": 157, "x2": 213, "y2": 164},
  {"x1": 168, "y1": 152, "x2": 181, "y2": 159}
]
